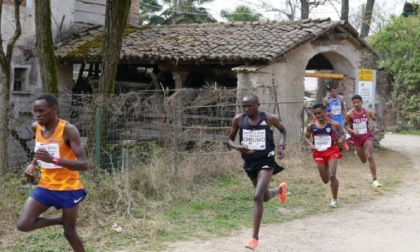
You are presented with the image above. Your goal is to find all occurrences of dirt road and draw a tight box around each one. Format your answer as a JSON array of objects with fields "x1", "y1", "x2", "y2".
[{"x1": 163, "y1": 134, "x2": 420, "y2": 252}]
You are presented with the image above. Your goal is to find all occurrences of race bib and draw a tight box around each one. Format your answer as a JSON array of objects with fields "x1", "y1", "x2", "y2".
[
  {"x1": 34, "y1": 142, "x2": 62, "y2": 169},
  {"x1": 353, "y1": 121, "x2": 368, "y2": 134},
  {"x1": 314, "y1": 135, "x2": 332, "y2": 151},
  {"x1": 241, "y1": 129, "x2": 266, "y2": 150},
  {"x1": 331, "y1": 105, "x2": 341, "y2": 116}
]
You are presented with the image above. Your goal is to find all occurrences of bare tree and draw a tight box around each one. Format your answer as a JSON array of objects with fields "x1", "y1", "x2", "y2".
[
  {"x1": 98, "y1": 0, "x2": 131, "y2": 94},
  {"x1": 300, "y1": 0, "x2": 310, "y2": 19},
  {"x1": 89, "y1": 0, "x2": 131, "y2": 168},
  {"x1": 360, "y1": 0, "x2": 375, "y2": 37},
  {"x1": 0, "y1": 0, "x2": 23, "y2": 175},
  {"x1": 341, "y1": 0, "x2": 349, "y2": 21},
  {"x1": 34, "y1": 0, "x2": 58, "y2": 94},
  {"x1": 240, "y1": 0, "x2": 334, "y2": 20}
]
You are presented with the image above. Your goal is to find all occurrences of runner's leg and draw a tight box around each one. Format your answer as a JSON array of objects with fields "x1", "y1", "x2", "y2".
[
  {"x1": 62, "y1": 204, "x2": 85, "y2": 252},
  {"x1": 16, "y1": 197, "x2": 61, "y2": 232},
  {"x1": 327, "y1": 158, "x2": 339, "y2": 200},
  {"x1": 251, "y1": 169, "x2": 273, "y2": 240},
  {"x1": 364, "y1": 140, "x2": 377, "y2": 180}
]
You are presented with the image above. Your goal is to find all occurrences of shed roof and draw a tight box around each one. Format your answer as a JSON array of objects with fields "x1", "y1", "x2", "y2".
[{"x1": 56, "y1": 18, "x2": 377, "y2": 65}]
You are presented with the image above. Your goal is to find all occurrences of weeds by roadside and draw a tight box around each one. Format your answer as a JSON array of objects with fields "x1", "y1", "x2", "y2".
[{"x1": 0, "y1": 144, "x2": 412, "y2": 252}]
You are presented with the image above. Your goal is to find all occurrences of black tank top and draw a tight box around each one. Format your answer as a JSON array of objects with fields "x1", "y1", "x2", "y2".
[{"x1": 239, "y1": 112, "x2": 275, "y2": 160}]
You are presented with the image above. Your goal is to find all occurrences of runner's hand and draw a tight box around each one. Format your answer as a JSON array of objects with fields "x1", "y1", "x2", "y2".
[
  {"x1": 237, "y1": 145, "x2": 254, "y2": 154},
  {"x1": 277, "y1": 149, "x2": 285, "y2": 160},
  {"x1": 35, "y1": 148, "x2": 54, "y2": 163},
  {"x1": 25, "y1": 164, "x2": 36, "y2": 181}
]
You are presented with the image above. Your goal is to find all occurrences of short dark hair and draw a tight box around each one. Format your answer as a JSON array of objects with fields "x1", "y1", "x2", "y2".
[
  {"x1": 351, "y1": 95, "x2": 363, "y2": 101},
  {"x1": 243, "y1": 93, "x2": 259, "y2": 103},
  {"x1": 35, "y1": 94, "x2": 58, "y2": 107},
  {"x1": 328, "y1": 82, "x2": 338, "y2": 91},
  {"x1": 312, "y1": 103, "x2": 326, "y2": 110}
]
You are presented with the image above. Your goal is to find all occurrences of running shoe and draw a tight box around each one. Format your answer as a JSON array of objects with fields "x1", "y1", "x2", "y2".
[
  {"x1": 279, "y1": 182, "x2": 287, "y2": 203},
  {"x1": 327, "y1": 201, "x2": 338, "y2": 209},
  {"x1": 372, "y1": 180, "x2": 382, "y2": 187},
  {"x1": 245, "y1": 238, "x2": 258, "y2": 250},
  {"x1": 342, "y1": 141, "x2": 349, "y2": 151}
]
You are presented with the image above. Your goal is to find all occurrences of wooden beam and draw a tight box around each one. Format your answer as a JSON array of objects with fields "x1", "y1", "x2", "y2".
[{"x1": 304, "y1": 73, "x2": 345, "y2": 79}]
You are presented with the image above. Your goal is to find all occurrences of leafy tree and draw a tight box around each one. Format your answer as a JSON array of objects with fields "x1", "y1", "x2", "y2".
[
  {"x1": 370, "y1": 15, "x2": 420, "y2": 129},
  {"x1": 0, "y1": 0, "x2": 23, "y2": 175},
  {"x1": 35, "y1": 0, "x2": 58, "y2": 94},
  {"x1": 220, "y1": 5, "x2": 262, "y2": 22},
  {"x1": 160, "y1": 0, "x2": 216, "y2": 24},
  {"x1": 139, "y1": 0, "x2": 165, "y2": 25}
]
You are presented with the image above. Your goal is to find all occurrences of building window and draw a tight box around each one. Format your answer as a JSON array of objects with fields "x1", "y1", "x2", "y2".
[{"x1": 12, "y1": 67, "x2": 31, "y2": 93}]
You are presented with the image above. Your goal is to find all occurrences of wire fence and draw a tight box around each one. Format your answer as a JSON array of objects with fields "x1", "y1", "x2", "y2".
[
  {"x1": 8, "y1": 89, "x2": 241, "y2": 174},
  {"x1": 7, "y1": 89, "x2": 418, "y2": 172}
]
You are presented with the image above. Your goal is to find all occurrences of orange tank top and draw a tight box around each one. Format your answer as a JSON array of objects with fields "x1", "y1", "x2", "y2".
[{"x1": 35, "y1": 119, "x2": 84, "y2": 191}]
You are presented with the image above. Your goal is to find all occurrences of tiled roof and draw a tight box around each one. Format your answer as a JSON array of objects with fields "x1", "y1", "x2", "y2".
[{"x1": 56, "y1": 18, "x2": 370, "y2": 65}]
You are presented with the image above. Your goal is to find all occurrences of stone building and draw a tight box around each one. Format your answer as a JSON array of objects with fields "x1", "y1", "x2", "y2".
[{"x1": 56, "y1": 18, "x2": 382, "y2": 141}]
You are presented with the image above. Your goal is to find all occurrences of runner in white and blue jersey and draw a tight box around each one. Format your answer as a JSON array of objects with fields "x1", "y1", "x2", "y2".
[{"x1": 323, "y1": 84, "x2": 349, "y2": 150}]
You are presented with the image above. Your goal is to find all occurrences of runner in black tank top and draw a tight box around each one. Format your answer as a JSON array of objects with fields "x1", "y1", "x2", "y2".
[
  {"x1": 239, "y1": 112, "x2": 275, "y2": 160},
  {"x1": 229, "y1": 93, "x2": 287, "y2": 250}
]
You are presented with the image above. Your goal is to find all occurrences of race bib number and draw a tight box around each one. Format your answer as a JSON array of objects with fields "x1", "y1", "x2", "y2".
[
  {"x1": 353, "y1": 121, "x2": 368, "y2": 134},
  {"x1": 34, "y1": 142, "x2": 62, "y2": 169},
  {"x1": 314, "y1": 135, "x2": 332, "y2": 151},
  {"x1": 241, "y1": 129, "x2": 266, "y2": 150},
  {"x1": 331, "y1": 105, "x2": 341, "y2": 116}
]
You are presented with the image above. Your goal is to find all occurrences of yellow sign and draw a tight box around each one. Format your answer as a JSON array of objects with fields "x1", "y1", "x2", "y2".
[{"x1": 358, "y1": 69, "x2": 374, "y2": 81}]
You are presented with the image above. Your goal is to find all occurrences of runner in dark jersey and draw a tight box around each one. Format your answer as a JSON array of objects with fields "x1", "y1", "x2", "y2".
[
  {"x1": 305, "y1": 103, "x2": 346, "y2": 208},
  {"x1": 229, "y1": 93, "x2": 287, "y2": 250},
  {"x1": 344, "y1": 95, "x2": 381, "y2": 187}
]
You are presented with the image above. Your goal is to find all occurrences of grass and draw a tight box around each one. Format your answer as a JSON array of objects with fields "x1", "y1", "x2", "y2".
[
  {"x1": 399, "y1": 130, "x2": 420, "y2": 136},
  {"x1": 0, "y1": 145, "x2": 413, "y2": 252}
]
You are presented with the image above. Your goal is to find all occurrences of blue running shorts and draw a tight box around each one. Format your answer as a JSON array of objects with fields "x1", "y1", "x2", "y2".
[{"x1": 30, "y1": 187, "x2": 87, "y2": 209}]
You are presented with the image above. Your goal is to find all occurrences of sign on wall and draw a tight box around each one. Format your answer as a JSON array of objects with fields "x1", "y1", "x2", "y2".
[{"x1": 355, "y1": 69, "x2": 376, "y2": 109}]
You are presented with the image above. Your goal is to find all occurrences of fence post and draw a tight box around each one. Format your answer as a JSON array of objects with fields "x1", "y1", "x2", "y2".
[
  {"x1": 172, "y1": 106, "x2": 180, "y2": 176},
  {"x1": 95, "y1": 108, "x2": 101, "y2": 174}
]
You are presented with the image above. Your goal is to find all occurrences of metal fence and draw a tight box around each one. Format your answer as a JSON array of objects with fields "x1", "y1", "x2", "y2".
[{"x1": 8, "y1": 89, "x2": 240, "y2": 173}]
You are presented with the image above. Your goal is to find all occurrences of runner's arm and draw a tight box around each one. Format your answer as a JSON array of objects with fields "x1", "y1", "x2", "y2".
[
  {"x1": 267, "y1": 113, "x2": 287, "y2": 159},
  {"x1": 322, "y1": 97, "x2": 332, "y2": 117},
  {"x1": 344, "y1": 112, "x2": 354, "y2": 134},
  {"x1": 267, "y1": 113, "x2": 286, "y2": 148},
  {"x1": 60, "y1": 123, "x2": 88, "y2": 171},
  {"x1": 368, "y1": 110, "x2": 379, "y2": 133},
  {"x1": 304, "y1": 125, "x2": 315, "y2": 149},
  {"x1": 340, "y1": 95, "x2": 347, "y2": 114},
  {"x1": 228, "y1": 115, "x2": 250, "y2": 154}
]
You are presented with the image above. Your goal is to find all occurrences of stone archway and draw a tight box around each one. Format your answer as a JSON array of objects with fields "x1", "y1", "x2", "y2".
[{"x1": 235, "y1": 38, "x2": 361, "y2": 143}]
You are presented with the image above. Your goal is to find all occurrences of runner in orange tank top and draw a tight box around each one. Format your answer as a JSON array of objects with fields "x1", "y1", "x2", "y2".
[{"x1": 16, "y1": 94, "x2": 88, "y2": 252}]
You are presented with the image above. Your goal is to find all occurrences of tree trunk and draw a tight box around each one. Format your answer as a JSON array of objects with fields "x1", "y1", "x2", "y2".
[
  {"x1": 93, "y1": 0, "x2": 131, "y2": 169},
  {"x1": 35, "y1": 0, "x2": 58, "y2": 94},
  {"x1": 341, "y1": 0, "x2": 349, "y2": 21},
  {"x1": 0, "y1": 64, "x2": 12, "y2": 176},
  {"x1": 98, "y1": 0, "x2": 131, "y2": 94},
  {"x1": 300, "y1": 0, "x2": 309, "y2": 19},
  {"x1": 0, "y1": 0, "x2": 22, "y2": 175},
  {"x1": 360, "y1": 0, "x2": 375, "y2": 38}
]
